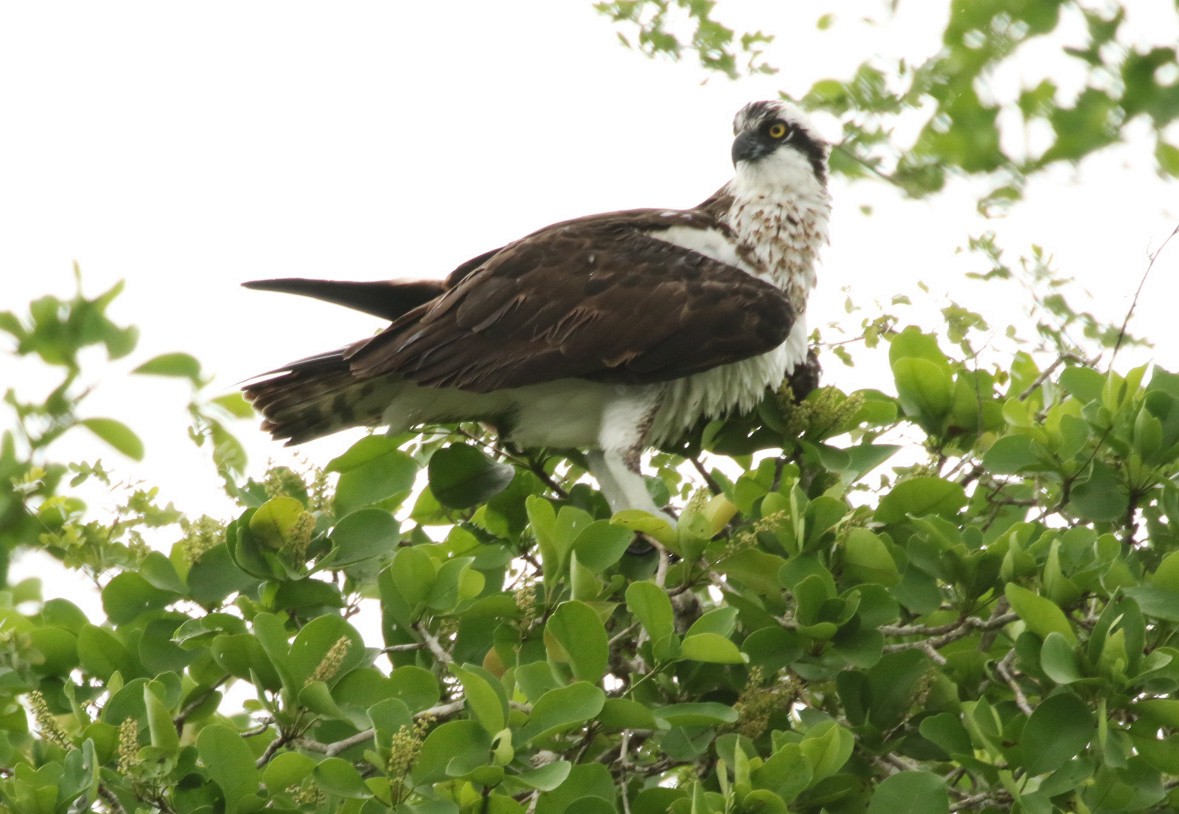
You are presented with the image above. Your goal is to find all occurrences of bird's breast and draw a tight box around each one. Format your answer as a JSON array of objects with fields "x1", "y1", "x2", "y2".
[{"x1": 649, "y1": 318, "x2": 809, "y2": 445}]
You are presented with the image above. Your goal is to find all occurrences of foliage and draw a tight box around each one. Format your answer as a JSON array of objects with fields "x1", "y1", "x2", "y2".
[
  {"x1": 4, "y1": 269, "x2": 1179, "y2": 812},
  {"x1": 0, "y1": 265, "x2": 247, "y2": 587},
  {"x1": 596, "y1": 0, "x2": 1179, "y2": 203},
  {"x1": 4, "y1": 1, "x2": 1179, "y2": 812},
  {"x1": 593, "y1": 0, "x2": 775, "y2": 79}
]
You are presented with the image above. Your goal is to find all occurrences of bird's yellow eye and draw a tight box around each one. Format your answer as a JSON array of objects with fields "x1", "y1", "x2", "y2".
[{"x1": 768, "y1": 122, "x2": 788, "y2": 139}]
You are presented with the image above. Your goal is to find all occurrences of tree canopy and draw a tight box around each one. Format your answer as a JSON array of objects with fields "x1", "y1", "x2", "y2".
[{"x1": 3, "y1": 2, "x2": 1179, "y2": 813}]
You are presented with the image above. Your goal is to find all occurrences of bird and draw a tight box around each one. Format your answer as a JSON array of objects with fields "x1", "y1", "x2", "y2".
[{"x1": 243, "y1": 100, "x2": 830, "y2": 522}]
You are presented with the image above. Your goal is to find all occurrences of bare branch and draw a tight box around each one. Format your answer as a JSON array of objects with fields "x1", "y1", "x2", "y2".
[
  {"x1": 1109, "y1": 222, "x2": 1179, "y2": 369},
  {"x1": 414, "y1": 622, "x2": 455, "y2": 666}
]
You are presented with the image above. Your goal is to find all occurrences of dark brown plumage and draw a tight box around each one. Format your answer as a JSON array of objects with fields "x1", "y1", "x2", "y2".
[{"x1": 339, "y1": 209, "x2": 795, "y2": 391}]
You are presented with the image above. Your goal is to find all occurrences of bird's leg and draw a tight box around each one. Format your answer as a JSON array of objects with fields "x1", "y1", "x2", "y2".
[{"x1": 586, "y1": 449, "x2": 676, "y2": 528}]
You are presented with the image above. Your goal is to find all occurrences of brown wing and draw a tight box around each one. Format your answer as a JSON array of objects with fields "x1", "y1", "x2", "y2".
[{"x1": 344, "y1": 209, "x2": 796, "y2": 392}]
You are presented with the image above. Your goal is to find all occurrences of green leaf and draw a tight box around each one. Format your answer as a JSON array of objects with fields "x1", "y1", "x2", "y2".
[
  {"x1": 248, "y1": 496, "x2": 310, "y2": 550},
  {"x1": 1040, "y1": 632, "x2": 1084, "y2": 684},
  {"x1": 626, "y1": 580, "x2": 676, "y2": 643},
  {"x1": 315, "y1": 756, "x2": 369, "y2": 798},
  {"x1": 1122, "y1": 585, "x2": 1179, "y2": 623},
  {"x1": 570, "y1": 520, "x2": 633, "y2": 572},
  {"x1": 517, "y1": 682, "x2": 606, "y2": 744},
  {"x1": 842, "y1": 528, "x2": 900, "y2": 585},
  {"x1": 514, "y1": 760, "x2": 573, "y2": 791},
  {"x1": 286, "y1": 615, "x2": 365, "y2": 688},
  {"x1": 545, "y1": 601, "x2": 609, "y2": 682},
  {"x1": 386, "y1": 665, "x2": 441, "y2": 712},
  {"x1": 1060, "y1": 366, "x2": 1105, "y2": 403},
  {"x1": 611, "y1": 509, "x2": 676, "y2": 546},
  {"x1": 26, "y1": 626, "x2": 78, "y2": 677},
  {"x1": 984, "y1": 434, "x2": 1049, "y2": 474},
  {"x1": 452, "y1": 664, "x2": 507, "y2": 735},
  {"x1": 750, "y1": 742, "x2": 811, "y2": 802},
  {"x1": 868, "y1": 771, "x2": 949, "y2": 814},
  {"x1": 327, "y1": 508, "x2": 398, "y2": 567},
  {"x1": 799, "y1": 721, "x2": 855, "y2": 781},
  {"x1": 211, "y1": 391, "x2": 255, "y2": 418},
  {"x1": 428, "y1": 444, "x2": 514, "y2": 509},
  {"x1": 196, "y1": 724, "x2": 262, "y2": 805},
  {"x1": 262, "y1": 752, "x2": 317, "y2": 792},
  {"x1": 1153, "y1": 551, "x2": 1179, "y2": 591},
  {"x1": 875, "y1": 478, "x2": 966, "y2": 523},
  {"x1": 415, "y1": 720, "x2": 491, "y2": 784},
  {"x1": 186, "y1": 544, "x2": 259, "y2": 606},
  {"x1": 598, "y1": 698, "x2": 658, "y2": 730},
  {"x1": 1021, "y1": 693, "x2": 1095, "y2": 775},
  {"x1": 892, "y1": 358, "x2": 954, "y2": 426},
  {"x1": 208, "y1": 633, "x2": 282, "y2": 691},
  {"x1": 1005, "y1": 583, "x2": 1077, "y2": 645},
  {"x1": 132, "y1": 352, "x2": 203, "y2": 382},
  {"x1": 889, "y1": 327, "x2": 951, "y2": 370},
  {"x1": 684, "y1": 607, "x2": 738, "y2": 638},
  {"x1": 1157, "y1": 141, "x2": 1179, "y2": 177},
  {"x1": 1068, "y1": 460, "x2": 1129, "y2": 522},
  {"x1": 1134, "y1": 699, "x2": 1179, "y2": 728},
  {"x1": 78, "y1": 417, "x2": 144, "y2": 460},
  {"x1": 327, "y1": 436, "x2": 418, "y2": 514},
  {"x1": 919, "y1": 713, "x2": 973, "y2": 757},
  {"x1": 101, "y1": 572, "x2": 178, "y2": 625},
  {"x1": 651, "y1": 702, "x2": 737, "y2": 727},
  {"x1": 77, "y1": 625, "x2": 139, "y2": 681},
  {"x1": 678, "y1": 633, "x2": 746, "y2": 664},
  {"x1": 426, "y1": 556, "x2": 484, "y2": 610},
  {"x1": 380, "y1": 546, "x2": 437, "y2": 627},
  {"x1": 889, "y1": 329, "x2": 953, "y2": 428}
]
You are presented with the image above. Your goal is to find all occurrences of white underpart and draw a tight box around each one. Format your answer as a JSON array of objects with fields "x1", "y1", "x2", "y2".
[{"x1": 378, "y1": 378, "x2": 668, "y2": 518}]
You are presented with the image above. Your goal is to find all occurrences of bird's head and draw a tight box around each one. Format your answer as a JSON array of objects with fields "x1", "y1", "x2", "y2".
[{"x1": 730, "y1": 100, "x2": 828, "y2": 197}]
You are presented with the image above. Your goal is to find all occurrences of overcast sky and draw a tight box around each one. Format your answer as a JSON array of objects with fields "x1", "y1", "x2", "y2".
[{"x1": 3, "y1": 1, "x2": 1178, "y2": 592}]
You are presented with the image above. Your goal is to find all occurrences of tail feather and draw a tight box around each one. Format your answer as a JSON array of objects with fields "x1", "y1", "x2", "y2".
[{"x1": 243, "y1": 350, "x2": 391, "y2": 444}]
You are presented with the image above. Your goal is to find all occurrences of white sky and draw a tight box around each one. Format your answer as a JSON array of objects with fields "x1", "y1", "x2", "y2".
[{"x1": 3, "y1": 1, "x2": 1178, "y2": 593}]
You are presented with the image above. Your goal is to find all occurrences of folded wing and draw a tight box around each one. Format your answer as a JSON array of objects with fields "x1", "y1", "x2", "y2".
[{"x1": 340, "y1": 209, "x2": 796, "y2": 392}]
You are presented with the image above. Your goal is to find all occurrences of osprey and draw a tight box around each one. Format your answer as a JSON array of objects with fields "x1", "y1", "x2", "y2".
[{"x1": 244, "y1": 100, "x2": 830, "y2": 520}]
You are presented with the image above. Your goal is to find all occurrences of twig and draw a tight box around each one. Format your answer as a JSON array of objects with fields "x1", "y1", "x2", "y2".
[
  {"x1": 995, "y1": 651, "x2": 1034, "y2": 716},
  {"x1": 1017, "y1": 352, "x2": 1090, "y2": 401},
  {"x1": 608, "y1": 622, "x2": 641, "y2": 648},
  {"x1": 414, "y1": 622, "x2": 455, "y2": 665},
  {"x1": 688, "y1": 455, "x2": 722, "y2": 495},
  {"x1": 951, "y1": 791, "x2": 1011, "y2": 812},
  {"x1": 297, "y1": 699, "x2": 466, "y2": 757},
  {"x1": 419, "y1": 699, "x2": 466, "y2": 719},
  {"x1": 1109, "y1": 222, "x2": 1179, "y2": 370},
  {"x1": 654, "y1": 546, "x2": 670, "y2": 589},
  {"x1": 240, "y1": 718, "x2": 274, "y2": 738},
  {"x1": 881, "y1": 612, "x2": 1018, "y2": 656},
  {"x1": 297, "y1": 728, "x2": 375, "y2": 756},
  {"x1": 619, "y1": 731, "x2": 633, "y2": 814},
  {"x1": 917, "y1": 639, "x2": 948, "y2": 666},
  {"x1": 174, "y1": 676, "x2": 229, "y2": 728},
  {"x1": 256, "y1": 729, "x2": 296, "y2": 767},
  {"x1": 878, "y1": 752, "x2": 921, "y2": 774},
  {"x1": 97, "y1": 784, "x2": 129, "y2": 814}
]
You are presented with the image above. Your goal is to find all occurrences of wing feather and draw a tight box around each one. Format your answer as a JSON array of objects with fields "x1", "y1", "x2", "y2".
[{"x1": 343, "y1": 209, "x2": 796, "y2": 391}]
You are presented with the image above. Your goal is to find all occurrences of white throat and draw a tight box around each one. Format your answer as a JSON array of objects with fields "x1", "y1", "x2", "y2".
[{"x1": 724, "y1": 150, "x2": 830, "y2": 306}]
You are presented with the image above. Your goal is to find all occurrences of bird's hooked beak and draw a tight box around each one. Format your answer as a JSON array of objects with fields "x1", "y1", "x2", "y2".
[{"x1": 731, "y1": 130, "x2": 769, "y2": 165}]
